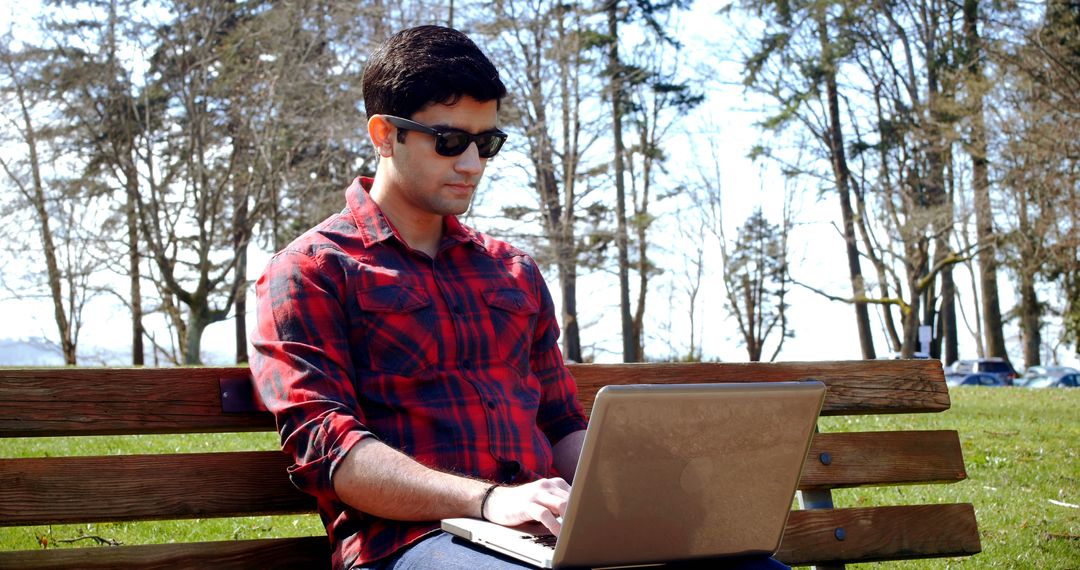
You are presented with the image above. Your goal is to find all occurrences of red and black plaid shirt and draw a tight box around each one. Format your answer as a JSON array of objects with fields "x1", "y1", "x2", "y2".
[{"x1": 251, "y1": 177, "x2": 588, "y2": 568}]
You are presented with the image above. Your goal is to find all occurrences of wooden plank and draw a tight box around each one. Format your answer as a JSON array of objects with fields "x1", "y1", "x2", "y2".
[
  {"x1": 776, "y1": 503, "x2": 982, "y2": 565},
  {"x1": 0, "y1": 368, "x2": 273, "y2": 437},
  {"x1": 799, "y1": 430, "x2": 967, "y2": 489},
  {"x1": 1, "y1": 431, "x2": 966, "y2": 526},
  {"x1": 0, "y1": 360, "x2": 947, "y2": 438},
  {"x1": 568, "y1": 360, "x2": 950, "y2": 416},
  {"x1": 0, "y1": 536, "x2": 330, "y2": 570},
  {"x1": 0, "y1": 505, "x2": 981, "y2": 568},
  {"x1": 0, "y1": 451, "x2": 315, "y2": 526}
]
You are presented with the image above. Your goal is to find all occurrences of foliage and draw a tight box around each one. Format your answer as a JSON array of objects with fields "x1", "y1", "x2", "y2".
[{"x1": 722, "y1": 209, "x2": 791, "y2": 362}]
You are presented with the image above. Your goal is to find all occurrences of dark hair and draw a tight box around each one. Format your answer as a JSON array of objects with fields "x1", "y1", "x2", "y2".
[{"x1": 362, "y1": 26, "x2": 507, "y2": 120}]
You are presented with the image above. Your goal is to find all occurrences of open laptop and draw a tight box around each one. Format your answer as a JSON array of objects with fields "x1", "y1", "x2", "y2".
[{"x1": 442, "y1": 381, "x2": 826, "y2": 568}]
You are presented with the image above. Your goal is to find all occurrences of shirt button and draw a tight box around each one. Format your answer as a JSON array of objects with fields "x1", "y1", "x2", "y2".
[
  {"x1": 487, "y1": 400, "x2": 497, "y2": 410},
  {"x1": 462, "y1": 359, "x2": 472, "y2": 370},
  {"x1": 452, "y1": 305, "x2": 464, "y2": 314}
]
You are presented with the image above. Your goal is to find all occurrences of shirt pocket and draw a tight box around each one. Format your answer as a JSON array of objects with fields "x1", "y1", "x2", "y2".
[
  {"x1": 355, "y1": 285, "x2": 436, "y2": 377},
  {"x1": 483, "y1": 288, "x2": 540, "y2": 379}
]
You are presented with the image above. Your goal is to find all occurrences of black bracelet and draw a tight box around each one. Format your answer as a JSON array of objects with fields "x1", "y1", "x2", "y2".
[{"x1": 480, "y1": 483, "x2": 500, "y2": 521}]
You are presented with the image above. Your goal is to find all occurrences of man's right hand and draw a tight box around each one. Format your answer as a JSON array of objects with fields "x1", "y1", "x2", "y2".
[{"x1": 482, "y1": 478, "x2": 571, "y2": 536}]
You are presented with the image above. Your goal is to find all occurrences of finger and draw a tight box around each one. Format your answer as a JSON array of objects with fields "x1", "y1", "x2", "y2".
[
  {"x1": 540, "y1": 477, "x2": 571, "y2": 493},
  {"x1": 533, "y1": 490, "x2": 569, "y2": 515},
  {"x1": 531, "y1": 503, "x2": 563, "y2": 536}
]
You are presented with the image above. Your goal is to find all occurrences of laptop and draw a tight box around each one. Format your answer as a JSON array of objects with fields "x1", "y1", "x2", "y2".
[{"x1": 442, "y1": 381, "x2": 826, "y2": 568}]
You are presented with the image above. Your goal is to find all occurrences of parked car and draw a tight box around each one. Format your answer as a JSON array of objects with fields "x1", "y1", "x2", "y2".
[
  {"x1": 1020, "y1": 366, "x2": 1078, "y2": 388},
  {"x1": 947, "y1": 358, "x2": 1018, "y2": 386},
  {"x1": 946, "y1": 372, "x2": 1008, "y2": 387},
  {"x1": 1025, "y1": 372, "x2": 1080, "y2": 388}
]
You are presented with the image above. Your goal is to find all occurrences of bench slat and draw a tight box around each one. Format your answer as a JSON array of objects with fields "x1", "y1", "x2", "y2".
[
  {"x1": 802, "y1": 430, "x2": 967, "y2": 489},
  {"x1": 777, "y1": 503, "x2": 982, "y2": 564},
  {"x1": 0, "y1": 536, "x2": 331, "y2": 570},
  {"x1": 570, "y1": 360, "x2": 950, "y2": 416},
  {"x1": 0, "y1": 451, "x2": 314, "y2": 525},
  {"x1": 1, "y1": 431, "x2": 965, "y2": 526},
  {"x1": 0, "y1": 504, "x2": 980, "y2": 568},
  {"x1": 0, "y1": 360, "x2": 949, "y2": 438},
  {"x1": 0, "y1": 368, "x2": 268, "y2": 438}
]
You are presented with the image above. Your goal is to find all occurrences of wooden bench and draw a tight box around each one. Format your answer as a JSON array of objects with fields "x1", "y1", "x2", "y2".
[{"x1": 0, "y1": 360, "x2": 981, "y2": 568}]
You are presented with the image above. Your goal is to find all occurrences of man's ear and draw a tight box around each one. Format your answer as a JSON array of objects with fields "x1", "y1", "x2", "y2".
[{"x1": 368, "y1": 115, "x2": 395, "y2": 157}]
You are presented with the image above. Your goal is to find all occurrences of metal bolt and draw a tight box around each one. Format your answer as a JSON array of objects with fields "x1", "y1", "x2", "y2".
[
  {"x1": 819, "y1": 452, "x2": 832, "y2": 465},
  {"x1": 835, "y1": 527, "x2": 846, "y2": 541}
]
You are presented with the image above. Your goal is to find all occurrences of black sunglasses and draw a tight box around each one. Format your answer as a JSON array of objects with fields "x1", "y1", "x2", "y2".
[{"x1": 383, "y1": 115, "x2": 508, "y2": 159}]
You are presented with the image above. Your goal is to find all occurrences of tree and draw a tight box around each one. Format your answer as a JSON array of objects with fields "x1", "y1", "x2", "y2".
[
  {"x1": 133, "y1": 0, "x2": 371, "y2": 364},
  {"x1": 740, "y1": 0, "x2": 877, "y2": 358},
  {"x1": 623, "y1": 39, "x2": 703, "y2": 360},
  {"x1": 993, "y1": 0, "x2": 1080, "y2": 363},
  {"x1": 0, "y1": 37, "x2": 105, "y2": 364},
  {"x1": 604, "y1": 0, "x2": 635, "y2": 362},
  {"x1": 601, "y1": 0, "x2": 692, "y2": 362},
  {"x1": 483, "y1": 0, "x2": 607, "y2": 363},
  {"x1": 722, "y1": 209, "x2": 791, "y2": 361},
  {"x1": 960, "y1": 0, "x2": 1008, "y2": 360},
  {"x1": 42, "y1": 0, "x2": 156, "y2": 365}
]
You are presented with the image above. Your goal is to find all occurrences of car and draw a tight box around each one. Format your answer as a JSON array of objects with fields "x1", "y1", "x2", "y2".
[
  {"x1": 948, "y1": 358, "x2": 1018, "y2": 386},
  {"x1": 946, "y1": 372, "x2": 1008, "y2": 387},
  {"x1": 1026, "y1": 372, "x2": 1080, "y2": 388},
  {"x1": 1020, "y1": 366, "x2": 1078, "y2": 388}
]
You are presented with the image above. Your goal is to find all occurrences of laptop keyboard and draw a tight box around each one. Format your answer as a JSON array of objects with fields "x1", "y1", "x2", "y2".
[{"x1": 530, "y1": 534, "x2": 557, "y2": 548}]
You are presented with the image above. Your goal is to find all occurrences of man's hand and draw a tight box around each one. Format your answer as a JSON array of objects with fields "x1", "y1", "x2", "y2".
[{"x1": 482, "y1": 478, "x2": 570, "y2": 536}]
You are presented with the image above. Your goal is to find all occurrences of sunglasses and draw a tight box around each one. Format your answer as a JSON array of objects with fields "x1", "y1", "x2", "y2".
[{"x1": 383, "y1": 115, "x2": 508, "y2": 159}]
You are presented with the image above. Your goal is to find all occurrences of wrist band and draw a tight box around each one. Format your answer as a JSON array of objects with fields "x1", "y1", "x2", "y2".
[{"x1": 480, "y1": 483, "x2": 500, "y2": 521}]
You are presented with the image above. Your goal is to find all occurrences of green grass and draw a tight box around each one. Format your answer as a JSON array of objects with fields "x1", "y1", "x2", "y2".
[
  {"x1": 820, "y1": 387, "x2": 1080, "y2": 568},
  {"x1": 0, "y1": 432, "x2": 325, "y2": 551},
  {"x1": 2, "y1": 388, "x2": 1078, "y2": 567}
]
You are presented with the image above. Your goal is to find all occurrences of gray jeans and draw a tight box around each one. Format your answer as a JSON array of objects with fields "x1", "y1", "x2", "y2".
[{"x1": 356, "y1": 532, "x2": 791, "y2": 570}]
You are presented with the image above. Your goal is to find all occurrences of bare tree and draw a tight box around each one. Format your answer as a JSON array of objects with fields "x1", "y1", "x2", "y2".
[
  {"x1": 0, "y1": 37, "x2": 105, "y2": 364},
  {"x1": 483, "y1": 0, "x2": 607, "y2": 363}
]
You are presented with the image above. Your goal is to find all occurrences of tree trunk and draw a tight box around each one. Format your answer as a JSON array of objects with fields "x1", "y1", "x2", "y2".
[
  {"x1": 185, "y1": 304, "x2": 209, "y2": 365},
  {"x1": 233, "y1": 173, "x2": 250, "y2": 365},
  {"x1": 558, "y1": 254, "x2": 582, "y2": 362},
  {"x1": 963, "y1": 0, "x2": 1008, "y2": 358},
  {"x1": 817, "y1": 9, "x2": 876, "y2": 359},
  {"x1": 6, "y1": 65, "x2": 76, "y2": 364},
  {"x1": 126, "y1": 169, "x2": 145, "y2": 365},
  {"x1": 1019, "y1": 271, "x2": 1041, "y2": 367},
  {"x1": 941, "y1": 265, "x2": 958, "y2": 363},
  {"x1": 606, "y1": 0, "x2": 635, "y2": 362}
]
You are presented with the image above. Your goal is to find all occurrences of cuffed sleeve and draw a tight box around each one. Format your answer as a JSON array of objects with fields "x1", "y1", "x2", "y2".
[{"x1": 251, "y1": 247, "x2": 373, "y2": 505}]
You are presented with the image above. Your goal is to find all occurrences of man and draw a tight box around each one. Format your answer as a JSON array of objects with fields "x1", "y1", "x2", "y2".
[
  {"x1": 252, "y1": 25, "x2": 588, "y2": 569},
  {"x1": 253, "y1": 25, "x2": 788, "y2": 570}
]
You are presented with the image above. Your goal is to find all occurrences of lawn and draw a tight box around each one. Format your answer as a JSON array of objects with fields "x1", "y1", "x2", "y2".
[
  {"x1": 1, "y1": 387, "x2": 1077, "y2": 567},
  {"x1": 820, "y1": 387, "x2": 1080, "y2": 568}
]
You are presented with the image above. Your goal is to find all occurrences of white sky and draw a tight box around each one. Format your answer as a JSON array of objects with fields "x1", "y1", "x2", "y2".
[{"x1": 1, "y1": 1, "x2": 1074, "y2": 369}]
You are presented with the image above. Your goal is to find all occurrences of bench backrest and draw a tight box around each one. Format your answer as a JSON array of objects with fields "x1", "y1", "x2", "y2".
[{"x1": 0, "y1": 360, "x2": 981, "y2": 568}]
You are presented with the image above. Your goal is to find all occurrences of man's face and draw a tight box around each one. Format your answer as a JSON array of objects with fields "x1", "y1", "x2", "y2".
[{"x1": 382, "y1": 96, "x2": 499, "y2": 220}]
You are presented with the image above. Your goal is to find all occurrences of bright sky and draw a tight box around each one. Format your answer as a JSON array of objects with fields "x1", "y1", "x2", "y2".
[{"x1": 1, "y1": 2, "x2": 1074, "y2": 369}]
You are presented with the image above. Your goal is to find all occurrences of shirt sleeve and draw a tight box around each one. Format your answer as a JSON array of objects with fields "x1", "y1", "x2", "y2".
[
  {"x1": 250, "y1": 248, "x2": 372, "y2": 505},
  {"x1": 525, "y1": 258, "x2": 589, "y2": 445}
]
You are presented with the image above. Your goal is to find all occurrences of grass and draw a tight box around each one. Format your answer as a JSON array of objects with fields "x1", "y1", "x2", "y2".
[
  {"x1": 820, "y1": 387, "x2": 1080, "y2": 568},
  {"x1": 0, "y1": 432, "x2": 325, "y2": 552},
  {"x1": 1, "y1": 387, "x2": 1077, "y2": 567}
]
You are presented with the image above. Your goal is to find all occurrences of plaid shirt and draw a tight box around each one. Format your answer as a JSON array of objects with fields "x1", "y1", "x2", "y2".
[{"x1": 251, "y1": 177, "x2": 588, "y2": 568}]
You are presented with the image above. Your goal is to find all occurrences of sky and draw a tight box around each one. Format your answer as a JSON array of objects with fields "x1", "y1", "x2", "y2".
[{"x1": 1, "y1": 1, "x2": 1075, "y2": 369}]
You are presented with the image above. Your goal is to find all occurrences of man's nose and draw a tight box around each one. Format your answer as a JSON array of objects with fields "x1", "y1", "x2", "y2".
[{"x1": 454, "y1": 143, "x2": 484, "y2": 174}]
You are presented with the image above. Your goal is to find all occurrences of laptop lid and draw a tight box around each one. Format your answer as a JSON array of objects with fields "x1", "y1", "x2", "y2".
[{"x1": 444, "y1": 380, "x2": 826, "y2": 568}]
